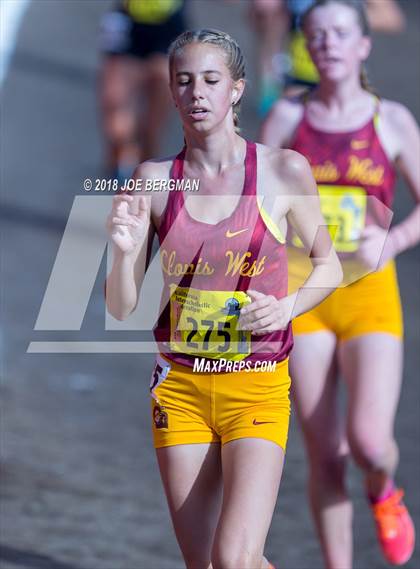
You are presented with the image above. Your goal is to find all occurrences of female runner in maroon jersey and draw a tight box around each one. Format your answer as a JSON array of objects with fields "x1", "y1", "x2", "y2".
[
  {"x1": 260, "y1": 1, "x2": 419, "y2": 567},
  {"x1": 105, "y1": 29, "x2": 341, "y2": 568}
]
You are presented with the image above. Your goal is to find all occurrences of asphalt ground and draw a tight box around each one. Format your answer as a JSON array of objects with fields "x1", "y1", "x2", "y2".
[{"x1": 1, "y1": 1, "x2": 419, "y2": 568}]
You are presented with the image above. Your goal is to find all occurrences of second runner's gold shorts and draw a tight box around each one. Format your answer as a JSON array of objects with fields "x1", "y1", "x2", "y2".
[{"x1": 290, "y1": 259, "x2": 403, "y2": 340}]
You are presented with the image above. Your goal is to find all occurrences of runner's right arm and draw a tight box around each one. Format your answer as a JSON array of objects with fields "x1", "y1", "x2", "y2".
[{"x1": 105, "y1": 164, "x2": 155, "y2": 320}]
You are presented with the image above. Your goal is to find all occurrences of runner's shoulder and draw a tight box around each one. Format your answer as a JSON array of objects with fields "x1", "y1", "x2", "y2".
[
  {"x1": 257, "y1": 144, "x2": 315, "y2": 196},
  {"x1": 131, "y1": 156, "x2": 177, "y2": 214},
  {"x1": 262, "y1": 95, "x2": 305, "y2": 146},
  {"x1": 379, "y1": 99, "x2": 417, "y2": 134},
  {"x1": 133, "y1": 155, "x2": 176, "y2": 181},
  {"x1": 268, "y1": 96, "x2": 304, "y2": 128}
]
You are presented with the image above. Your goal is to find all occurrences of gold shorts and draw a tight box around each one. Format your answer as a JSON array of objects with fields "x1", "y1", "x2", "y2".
[
  {"x1": 290, "y1": 259, "x2": 403, "y2": 341},
  {"x1": 150, "y1": 355, "x2": 291, "y2": 450}
]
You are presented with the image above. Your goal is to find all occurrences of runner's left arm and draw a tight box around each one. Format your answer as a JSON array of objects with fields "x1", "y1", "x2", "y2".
[
  {"x1": 284, "y1": 150, "x2": 343, "y2": 320},
  {"x1": 239, "y1": 150, "x2": 342, "y2": 335},
  {"x1": 358, "y1": 104, "x2": 420, "y2": 270},
  {"x1": 389, "y1": 105, "x2": 420, "y2": 257}
]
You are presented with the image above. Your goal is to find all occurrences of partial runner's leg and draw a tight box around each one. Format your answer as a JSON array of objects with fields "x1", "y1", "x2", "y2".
[
  {"x1": 211, "y1": 438, "x2": 284, "y2": 569},
  {"x1": 291, "y1": 332, "x2": 352, "y2": 569},
  {"x1": 156, "y1": 443, "x2": 223, "y2": 569}
]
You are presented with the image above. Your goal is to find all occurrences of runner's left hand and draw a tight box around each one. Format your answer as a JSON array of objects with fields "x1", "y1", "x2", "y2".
[
  {"x1": 238, "y1": 289, "x2": 294, "y2": 335},
  {"x1": 356, "y1": 225, "x2": 396, "y2": 271}
]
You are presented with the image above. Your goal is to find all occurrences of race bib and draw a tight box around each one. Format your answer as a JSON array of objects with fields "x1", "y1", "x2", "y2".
[
  {"x1": 169, "y1": 285, "x2": 251, "y2": 360},
  {"x1": 292, "y1": 185, "x2": 367, "y2": 253}
]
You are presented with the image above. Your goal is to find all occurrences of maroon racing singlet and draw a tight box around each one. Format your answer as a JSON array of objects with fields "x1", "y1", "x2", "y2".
[
  {"x1": 290, "y1": 102, "x2": 396, "y2": 255},
  {"x1": 154, "y1": 141, "x2": 293, "y2": 368}
]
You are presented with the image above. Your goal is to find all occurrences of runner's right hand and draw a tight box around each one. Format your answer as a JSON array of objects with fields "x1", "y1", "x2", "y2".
[{"x1": 106, "y1": 193, "x2": 150, "y2": 254}]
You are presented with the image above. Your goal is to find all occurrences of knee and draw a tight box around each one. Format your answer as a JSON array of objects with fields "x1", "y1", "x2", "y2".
[
  {"x1": 101, "y1": 75, "x2": 130, "y2": 112},
  {"x1": 101, "y1": 93, "x2": 136, "y2": 142},
  {"x1": 147, "y1": 56, "x2": 169, "y2": 84},
  {"x1": 347, "y1": 428, "x2": 394, "y2": 470},
  {"x1": 304, "y1": 430, "x2": 347, "y2": 484},
  {"x1": 211, "y1": 542, "x2": 262, "y2": 569},
  {"x1": 308, "y1": 449, "x2": 348, "y2": 488}
]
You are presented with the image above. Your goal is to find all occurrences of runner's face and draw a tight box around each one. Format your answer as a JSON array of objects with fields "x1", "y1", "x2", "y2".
[
  {"x1": 170, "y1": 43, "x2": 242, "y2": 133},
  {"x1": 304, "y1": 3, "x2": 371, "y2": 82}
]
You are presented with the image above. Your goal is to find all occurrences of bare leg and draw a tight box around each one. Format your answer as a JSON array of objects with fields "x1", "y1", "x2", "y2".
[
  {"x1": 249, "y1": 0, "x2": 289, "y2": 114},
  {"x1": 211, "y1": 438, "x2": 284, "y2": 569},
  {"x1": 142, "y1": 54, "x2": 172, "y2": 161},
  {"x1": 156, "y1": 443, "x2": 223, "y2": 569},
  {"x1": 291, "y1": 332, "x2": 353, "y2": 569},
  {"x1": 339, "y1": 334, "x2": 403, "y2": 498},
  {"x1": 99, "y1": 55, "x2": 144, "y2": 174}
]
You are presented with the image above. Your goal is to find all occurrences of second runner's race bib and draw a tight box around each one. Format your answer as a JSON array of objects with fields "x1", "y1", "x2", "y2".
[
  {"x1": 292, "y1": 185, "x2": 367, "y2": 253},
  {"x1": 169, "y1": 285, "x2": 251, "y2": 360}
]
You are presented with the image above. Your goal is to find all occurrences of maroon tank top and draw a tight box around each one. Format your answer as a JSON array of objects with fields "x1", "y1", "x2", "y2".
[
  {"x1": 154, "y1": 141, "x2": 293, "y2": 368},
  {"x1": 290, "y1": 103, "x2": 396, "y2": 242}
]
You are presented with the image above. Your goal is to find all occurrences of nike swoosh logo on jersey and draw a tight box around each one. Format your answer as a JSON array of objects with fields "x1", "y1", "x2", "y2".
[
  {"x1": 226, "y1": 228, "x2": 249, "y2": 238},
  {"x1": 351, "y1": 139, "x2": 370, "y2": 150},
  {"x1": 252, "y1": 419, "x2": 276, "y2": 425}
]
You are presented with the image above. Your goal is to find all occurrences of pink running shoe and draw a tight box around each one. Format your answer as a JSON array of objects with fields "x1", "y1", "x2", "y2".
[{"x1": 371, "y1": 488, "x2": 415, "y2": 565}]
